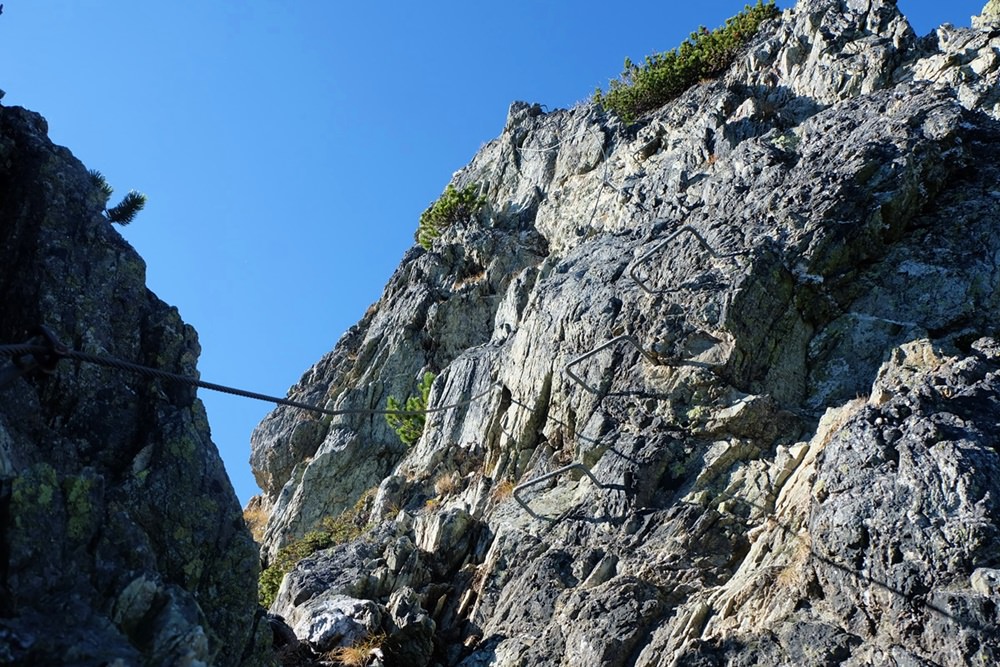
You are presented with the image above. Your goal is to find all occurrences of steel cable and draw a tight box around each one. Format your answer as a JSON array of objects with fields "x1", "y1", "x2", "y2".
[
  {"x1": 0, "y1": 118, "x2": 688, "y2": 516},
  {"x1": 0, "y1": 341, "x2": 496, "y2": 418},
  {"x1": 0, "y1": 343, "x2": 49, "y2": 357}
]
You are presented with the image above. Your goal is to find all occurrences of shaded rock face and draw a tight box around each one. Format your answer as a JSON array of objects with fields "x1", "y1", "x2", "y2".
[
  {"x1": 252, "y1": 0, "x2": 1000, "y2": 665},
  {"x1": 0, "y1": 107, "x2": 269, "y2": 664}
]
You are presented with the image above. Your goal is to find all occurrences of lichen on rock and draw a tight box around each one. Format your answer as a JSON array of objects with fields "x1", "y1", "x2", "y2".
[{"x1": 0, "y1": 104, "x2": 271, "y2": 664}]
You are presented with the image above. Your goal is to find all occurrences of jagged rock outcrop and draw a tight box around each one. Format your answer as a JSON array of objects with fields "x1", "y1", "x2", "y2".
[
  {"x1": 0, "y1": 106, "x2": 271, "y2": 664},
  {"x1": 251, "y1": 0, "x2": 1000, "y2": 664}
]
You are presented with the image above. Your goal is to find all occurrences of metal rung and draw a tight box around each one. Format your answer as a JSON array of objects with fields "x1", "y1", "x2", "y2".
[
  {"x1": 629, "y1": 225, "x2": 747, "y2": 296},
  {"x1": 564, "y1": 335, "x2": 660, "y2": 394},
  {"x1": 512, "y1": 463, "x2": 605, "y2": 519}
]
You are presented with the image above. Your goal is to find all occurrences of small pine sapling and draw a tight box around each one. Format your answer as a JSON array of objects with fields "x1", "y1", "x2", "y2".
[
  {"x1": 106, "y1": 190, "x2": 147, "y2": 225},
  {"x1": 89, "y1": 169, "x2": 114, "y2": 203},
  {"x1": 385, "y1": 372, "x2": 436, "y2": 446}
]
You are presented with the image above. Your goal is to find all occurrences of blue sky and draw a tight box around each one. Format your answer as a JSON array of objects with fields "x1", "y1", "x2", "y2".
[{"x1": 0, "y1": 1, "x2": 987, "y2": 505}]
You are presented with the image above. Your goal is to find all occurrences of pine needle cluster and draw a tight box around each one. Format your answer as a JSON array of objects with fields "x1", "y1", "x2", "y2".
[
  {"x1": 416, "y1": 183, "x2": 486, "y2": 250},
  {"x1": 89, "y1": 169, "x2": 147, "y2": 225},
  {"x1": 594, "y1": 1, "x2": 779, "y2": 123},
  {"x1": 106, "y1": 191, "x2": 147, "y2": 225},
  {"x1": 89, "y1": 169, "x2": 114, "y2": 201}
]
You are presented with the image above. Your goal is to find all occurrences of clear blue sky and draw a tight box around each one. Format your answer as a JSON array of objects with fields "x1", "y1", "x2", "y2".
[{"x1": 0, "y1": 1, "x2": 986, "y2": 505}]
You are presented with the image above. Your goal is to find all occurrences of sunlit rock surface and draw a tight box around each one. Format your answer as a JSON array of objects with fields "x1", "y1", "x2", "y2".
[{"x1": 252, "y1": 0, "x2": 1000, "y2": 664}]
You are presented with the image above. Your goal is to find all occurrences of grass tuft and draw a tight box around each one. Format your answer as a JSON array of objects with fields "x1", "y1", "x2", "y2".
[{"x1": 324, "y1": 633, "x2": 386, "y2": 667}]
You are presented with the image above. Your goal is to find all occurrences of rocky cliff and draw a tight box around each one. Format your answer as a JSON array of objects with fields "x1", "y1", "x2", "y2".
[
  {"x1": 251, "y1": 1, "x2": 1000, "y2": 665},
  {"x1": 0, "y1": 106, "x2": 270, "y2": 662}
]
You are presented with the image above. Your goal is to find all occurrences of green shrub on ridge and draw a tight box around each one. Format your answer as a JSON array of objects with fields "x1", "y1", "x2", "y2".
[
  {"x1": 594, "y1": 1, "x2": 779, "y2": 123},
  {"x1": 89, "y1": 169, "x2": 148, "y2": 225}
]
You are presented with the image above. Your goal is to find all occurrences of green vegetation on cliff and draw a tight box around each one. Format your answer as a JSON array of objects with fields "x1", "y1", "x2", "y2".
[
  {"x1": 89, "y1": 169, "x2": 147, "y2": 225},
  {"x1": 594, "y1": 1, "x2": 779, "y2": 122},
  {"x1": 258, "y1": 489, "x2": 375, "y2": 608},
  {"x1": 416, "y1": 183, "x2": 486, "y2": 250},
  {"x1": 385, "y1": 371, "x2": 435, "y2": 447}
]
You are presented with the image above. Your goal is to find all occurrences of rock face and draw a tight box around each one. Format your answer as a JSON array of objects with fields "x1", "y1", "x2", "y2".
[
  {"x1": 0, "y1": 107, "x2": 270, "y2": 663},
  {"x1": 974, "y1": 0, "x2": 1000, "y2": 29},
  {"x1": 251, "y1": 1, "x2": 1000, "y2": 665}
]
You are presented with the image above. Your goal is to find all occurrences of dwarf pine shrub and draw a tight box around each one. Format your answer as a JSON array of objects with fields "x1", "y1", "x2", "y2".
[
  {"x1": 416, "y1": 183, "x2": 486, "y2": 250},
  {"x1": 385, "y1": 371, "x2": 435, "y2": 446},
  {"x1": 594, "y1": 1, "x2": 779, "y2": 123},
  {"x1": 89, "y1": 169, "x2": 114, "y2": 202},
  {"x1": 258, "y1": 529, "x2": 333, "y2": 608}
]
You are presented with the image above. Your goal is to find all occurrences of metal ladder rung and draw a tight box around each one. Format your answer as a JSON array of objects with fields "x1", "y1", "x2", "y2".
[
  {"x1": 564, "y1": 335, "x2": 661, "y2": 394},
  {"x1": 512, "y1": 463, "x2": 605, "y2": 519},
  {"x1": 629, "y1": 224, "x2": 747, "y2": 296}
]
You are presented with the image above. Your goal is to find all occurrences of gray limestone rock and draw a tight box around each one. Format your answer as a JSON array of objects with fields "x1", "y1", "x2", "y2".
[
  {"x1": 284, "y1": 594, "x2": 382, "y2": 652},
  {"x1": 252, "y1": 0, "x2": 1000, "y2": 664},
  {"x1": 974, "y1": 0, "x2": 1000, "y2": 30},
  {"x1": 268, "y1": 521, "x2": 446, "y2": 660},
  {"x1": 382, "y1": 587, "x2": 436, "y2": 667}
]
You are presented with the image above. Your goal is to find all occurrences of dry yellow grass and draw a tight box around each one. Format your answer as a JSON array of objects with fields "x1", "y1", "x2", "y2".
[
  {"x1": 452, "y1": 267, "x2": 486, "y2": 290},
  {"x1": 324, "y1": 633, "x2": 386, "y2": 666},
  {"x1": 490, "y1": 478, "x2": 515, "y2": 503},
  {"x1": 242, "y1": 499, "x2": 268, "y2": 543},
  {"x1": 776, "y1": 532, "x2": 812, "y2": 589},
  {"x1": 434, "y1": 472, "x2": 460, "y2": 497}
]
